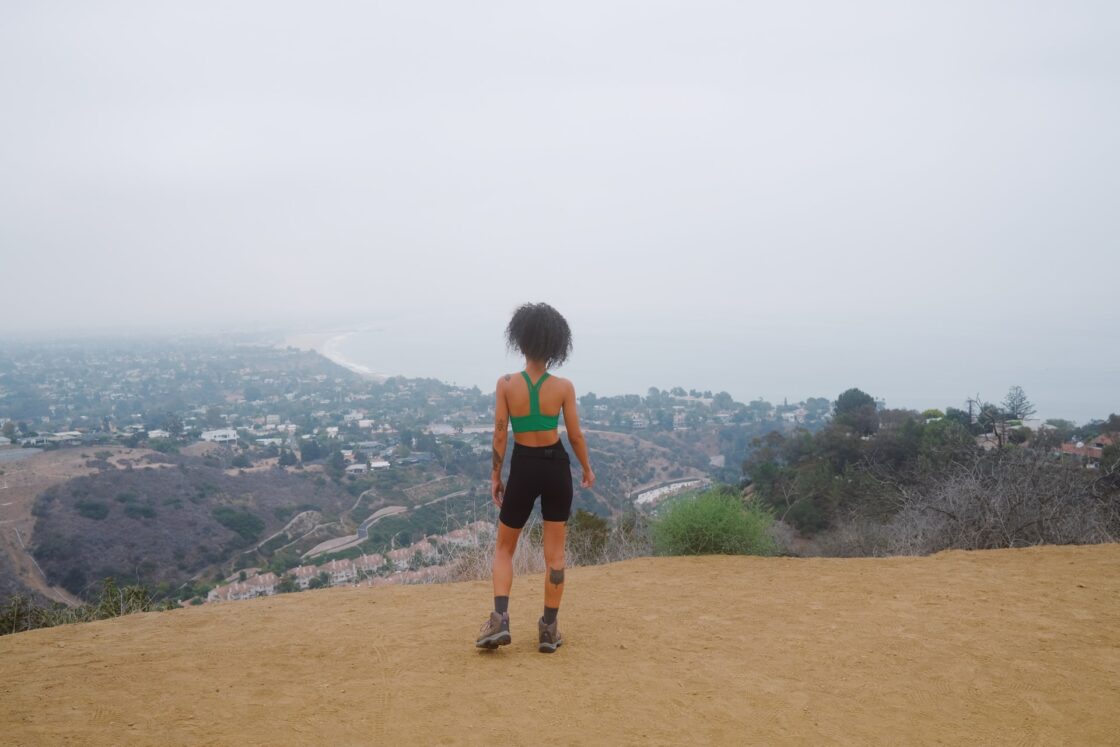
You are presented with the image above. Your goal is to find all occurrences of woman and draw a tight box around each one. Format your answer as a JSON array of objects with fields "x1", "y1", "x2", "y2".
[{"x1": 475, "y1": 302, "x2": 595, "y2": 653}]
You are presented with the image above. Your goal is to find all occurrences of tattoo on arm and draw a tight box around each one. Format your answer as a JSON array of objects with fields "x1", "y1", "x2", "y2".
[
  {"x1": 504, "y1": 374, "x2": 511, "y2": 381},
  {"x1": 492, "y1": 447, "x2": 503, "y2": 472},
  {"x1": 548, "y1": 567, "x2": 564, "y2": 588}
]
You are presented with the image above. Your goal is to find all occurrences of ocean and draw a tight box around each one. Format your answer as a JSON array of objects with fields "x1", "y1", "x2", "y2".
[{"x1": 318, "y1": 309, "x2": 1117, "y2": 425}]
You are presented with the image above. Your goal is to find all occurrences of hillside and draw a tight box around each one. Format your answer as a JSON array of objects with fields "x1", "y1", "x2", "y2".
[
  {"x1": 0, "y1": 448, "x2": 149, "y2": 607},
  {"x1": 27, "y1": 450, "x2": 356, "y2": 599},
  {"x1": 2, "y1": 545, "x2": 1118, "y2": 745}
]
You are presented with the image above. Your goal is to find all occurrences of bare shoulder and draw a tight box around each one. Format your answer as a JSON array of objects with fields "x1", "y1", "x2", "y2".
[
  {"x1": 496, "y1": 373, "x2": 514, "y2": 390},
  {"x1": 548, "y1": 374, "x2": 575, "y2": 393}
]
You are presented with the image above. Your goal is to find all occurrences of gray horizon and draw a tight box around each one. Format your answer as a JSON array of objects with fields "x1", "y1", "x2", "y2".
[{"x1": 1, "y1": 1, "x2": 1117, "y2": 422}]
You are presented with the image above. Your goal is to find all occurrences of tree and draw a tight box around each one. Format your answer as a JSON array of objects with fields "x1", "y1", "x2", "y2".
[
  {"x1": 398, "y1": 429, "x2": 414, "y2": 449},
  {"x1": 278, "y1": 449, "x2": 297, "y2": 467},
  {"x1": 803, "y1": 398, "x2": 831, "y2": 419},
  {"x1": 205, "y1": 406, "x2": 225, "y2": 428},
  {"x1": 1, "y1": 421, "x2": 15, "y2": 439},
  {"x1": 970, "y1": 394, "x2": 1010, "y2": 448},
  {"x1": 300, "y1": 440, "x2": 324, "y2": 462},
  {"x1": 833, "y1": 388, "x2": 879, "y2": 436},
  {"x1": 326, "y1": 450, "x2": 346, "y2": 480},
  {"x1": 834, "y1": 388, "x2": 875, "y2": 416},
  {"x1": 712, "y1": 391, "x2": 734, "y2": 411},
  {"x1": 945, "y1": 407, "x2": 972, "y2": 430},
  {"x1": 1001, "y1": 386, "x2": 1036, "y2": 420},
  {"x1": 161, "y1": 412, "x2": 183, "y2": 438}
]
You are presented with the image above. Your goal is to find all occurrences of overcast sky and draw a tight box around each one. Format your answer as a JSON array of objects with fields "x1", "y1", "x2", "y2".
[{"x1": 1, "y1": 2, "x2": 1117, "y2": 418}]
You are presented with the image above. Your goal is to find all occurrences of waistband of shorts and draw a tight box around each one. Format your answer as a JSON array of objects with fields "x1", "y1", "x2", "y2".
[{"x1": 511, "y1": 440, "x2": 568, "y2": 459}]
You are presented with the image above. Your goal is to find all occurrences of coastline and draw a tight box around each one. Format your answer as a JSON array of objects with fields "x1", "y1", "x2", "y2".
[{"x1": 278, "y1": 330, "x2": 388, "y2": 382}]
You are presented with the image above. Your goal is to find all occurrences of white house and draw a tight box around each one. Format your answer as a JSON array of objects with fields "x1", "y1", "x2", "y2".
[
  {"x1": 354, "y1": 554, "x2": 385, "y2": 575},
  {"x1": 201, "y1": 428, "x2": 239, "y2": 443},
  {"x1": 291, "y1": 565, "x2": 320, "y2": 590},
  {"x1": 322, "y1": 558, "x2": 357, "y2": 585}
]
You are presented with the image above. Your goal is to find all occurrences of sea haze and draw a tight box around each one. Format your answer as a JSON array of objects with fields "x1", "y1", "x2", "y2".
[{"x1": 325, "y1": 306, "x2": 1117, "y2": 425}]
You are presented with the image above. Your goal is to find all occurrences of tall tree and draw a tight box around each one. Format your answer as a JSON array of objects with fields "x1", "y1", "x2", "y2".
[
  {"x1": 1001, "y1": 386, "x2": 1036, "y2": 420},
  {"x1": 833, "y1": 388, "x2": 879, "y2": 436}
]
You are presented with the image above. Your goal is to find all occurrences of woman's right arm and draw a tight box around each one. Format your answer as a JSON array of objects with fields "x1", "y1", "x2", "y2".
[
  {"x1": 562, "y1": 380, "x2": 595, "y2": 488},
  {"x1": 491, "y1": 376, "x2": 510, "y2": 506}
]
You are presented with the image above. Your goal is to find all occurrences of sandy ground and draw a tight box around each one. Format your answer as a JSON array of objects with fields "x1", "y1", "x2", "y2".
[{"x1": 2, "y1": 544, "x2": 1118, "y2": 746}]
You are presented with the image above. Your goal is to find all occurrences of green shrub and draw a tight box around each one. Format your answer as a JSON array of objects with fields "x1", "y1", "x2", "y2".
[
  {"x1": 652, "y1": 488, "x2": 776, "y2": 556},
  {"x1": 149, "y1": 439, "x2": 179, "y2": 454},
  {"x1": 75, "y1": 500, "x2": 110, "y2": 520},
  {"x1": 212, "y1": 506, "x2": 265, "y2": 541},
  {"x1": 124, "y1": 504, "x2": 156, "y2": 520},
  {"x1": 1, "y1": 577, "x2": 171, "y2": 636}
]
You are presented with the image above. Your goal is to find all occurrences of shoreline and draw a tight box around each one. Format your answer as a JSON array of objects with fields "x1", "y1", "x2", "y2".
[{"x1": 278, "y1": 330, "x2": 388, "y2": 382}]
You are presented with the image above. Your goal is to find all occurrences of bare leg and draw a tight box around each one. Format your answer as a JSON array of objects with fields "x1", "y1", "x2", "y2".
[
  {"x1": 491, "y1": 520, "x2": 521, "y2": 598},
  {"x1": 542, "y1": 520, "x2": 566, "y2": 610}
]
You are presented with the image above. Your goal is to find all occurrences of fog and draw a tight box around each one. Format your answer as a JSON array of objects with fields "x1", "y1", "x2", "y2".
[{"x1": 1, "y1": 2, "x2": 1117, "y2": 419}]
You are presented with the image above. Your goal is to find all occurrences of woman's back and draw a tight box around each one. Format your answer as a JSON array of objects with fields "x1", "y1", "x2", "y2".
[{"x1": 504, "y1": 370, "x2": 566, "y2": 447}]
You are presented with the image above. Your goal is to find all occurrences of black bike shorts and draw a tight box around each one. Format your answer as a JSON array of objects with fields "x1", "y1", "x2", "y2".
[{"x1": 498, "y1": 440, "x2": 573, "y2": 529}]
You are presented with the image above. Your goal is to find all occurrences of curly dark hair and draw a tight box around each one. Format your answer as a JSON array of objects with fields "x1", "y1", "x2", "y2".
[{"x1": 504, "y1": 302, "x2": 573, "y2": 368}]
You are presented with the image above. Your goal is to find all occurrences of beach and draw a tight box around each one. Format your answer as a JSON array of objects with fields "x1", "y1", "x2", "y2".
[{"x1": 278, "y1": 330, "x2": 387, "y2": 382}]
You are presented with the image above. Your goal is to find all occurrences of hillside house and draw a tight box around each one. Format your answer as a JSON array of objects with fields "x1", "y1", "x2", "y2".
[
  {"x1": 354, "y1": 554, "x2": 385, "y2": 575},
  {"x1": 250, "y1": 572, "x2": 279, "y2": 596},
  {"x1": 201, "y1": 428, "x2": 238, "y2": 443},
  {"x1": 291, "y1": 565, "x2": 320, "y2": 590},
  {"x1": 1060, "y1": 433, "x2": 1115, "y2": 466},
  {"x1": 386, "y1": 547, "x2": 414, "y2": 570},
  {"x1": 322, "y1": 558, "x2": 356, "y2": 585},
  {"x1": 411, "y1": 538, "x2": 439, "y2": 560}
]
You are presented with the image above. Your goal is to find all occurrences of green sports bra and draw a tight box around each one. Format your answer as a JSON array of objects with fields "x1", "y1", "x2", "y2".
[{"x1": 509, "y1": 371, "x2": 560, "y2": 433}]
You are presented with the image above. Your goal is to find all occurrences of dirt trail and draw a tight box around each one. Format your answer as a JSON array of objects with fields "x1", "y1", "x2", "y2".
[{"x1": 2, "y1": 545, "x2": 1118, "y2": 745}]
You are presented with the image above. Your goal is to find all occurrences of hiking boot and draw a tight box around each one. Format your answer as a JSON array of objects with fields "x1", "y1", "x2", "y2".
[
  {"x1": 475, "y1": 611, "x2": 511, "y2": 649},
  {"x1": 538, "y1": 616, "x2": 563, "y2": 653}
]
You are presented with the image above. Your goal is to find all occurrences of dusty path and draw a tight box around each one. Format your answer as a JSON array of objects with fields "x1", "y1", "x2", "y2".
[{"x1": 2, "y1": 545, "x2": 1118, "y2": 745}]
